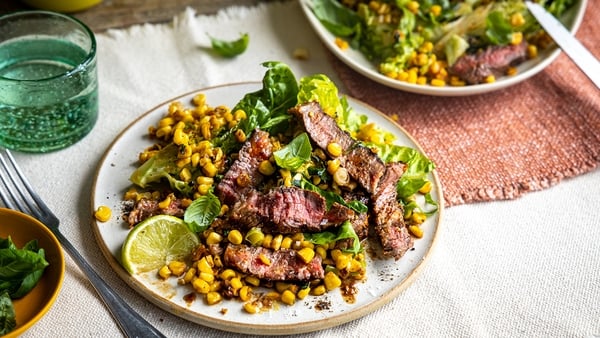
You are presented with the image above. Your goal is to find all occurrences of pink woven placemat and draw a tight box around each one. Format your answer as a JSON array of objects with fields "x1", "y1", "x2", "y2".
[{"x1": 330, "y1": 2, "x2": 600, "y2": 207}]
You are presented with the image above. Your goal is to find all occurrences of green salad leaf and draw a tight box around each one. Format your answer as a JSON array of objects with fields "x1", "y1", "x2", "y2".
[
  {"x1": 210, "y1": 33, "x2": 249, "y2": 58},
  {"x1": 303, "y1": 221, "x2": 361, "y2": 254},
  {"x1": 274, "y1": 132, "x2": 312, "y2": 170},
  {"x1": 370, "y1": 143, "x2": 436, "y2": 199},
  {"x1": 184, "y1": 190, "x2": 221, "y2": 233},
  {"x1": 215, "y1": 61, "x2": 299, "y2": 153},
  {"x1": 130, "y1": 144, "x2": 194, "y2": 196}
]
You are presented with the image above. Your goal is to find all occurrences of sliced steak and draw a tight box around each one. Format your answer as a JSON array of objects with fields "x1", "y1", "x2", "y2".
[
  {"x1": 342, "y1": 190, "x2": 370, "y2": 240},
  {"x1": 291, "y1": 102, "x2": 386, "y2": 194},
  {"x1": 126, "y1": 197, "x2": 185, "y2": 227},
  {"x1": 223, "y1": 244, "x2": 324, "y2": 281},
  {"x1": 339, "y1": 145, "x2": 386, "y2": 194},
  {"x1": 371, "y1": 162, "x2": 413, "y2": 260},
  {"x1": 450, "y1": 41, "x2": 528, "y2": 84},
  {"x1": 228, "y1": 186, "x2": 355, "y2": 234},
  {"x1": 215, "y1": 129, "x2": 273, "y2": 205},
  {"x1": 290, "y1": 101, "x2": 355, "y2": 152}
]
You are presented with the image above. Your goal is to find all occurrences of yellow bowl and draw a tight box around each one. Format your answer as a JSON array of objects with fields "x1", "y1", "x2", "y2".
[
  {"x1": 0, "y1": 208, "x2": 65, "y2": 338},
  {"x1": 20, "y1": 0, "x2": 102, "y2": 13}
]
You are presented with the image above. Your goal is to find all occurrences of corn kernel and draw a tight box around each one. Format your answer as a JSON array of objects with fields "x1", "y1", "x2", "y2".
[
  {"x1": 243, "y1": 302, "x2": 259, "y2": 314},
  {"x1": 197, "y1": 257, "x2": 213, "y2": 274},
  {"x1": 281, "y1": 290, "x2": 296, "y2": 305},
  {"x1": 168, "y1": 261, "x2": 187, "y2": 276},
  {"x1": 220, "y1": 269, "x2": 237, "y2": 280},
  {"x1": 297, "y1": 287, "x2": 310, "y2": 300},
  {"x1": 409, "y1": 225, "x2": 424, "y2": 238},
  {"x1": 94, "y1": 205, "x2": 112, "y2": 222},
  {"x1": 431, "y1": 78, "x2": 446, "y2": 87},
  {"x1": 230, "y1": 277, "x2": 243, "y2": 290},
  {"x1": 324, "y1": 271, "x2": 342, "y2": 291},
  {"x1": 158, "y1": 265, "x2": 171, "y2": 279},
  {"x1": 335, "y1": 37, "x2": 349, "y2": 50},
  {"x1": 311, "y1": 285, "x2": 326, "y2": 296},
  {"x1": 258, "y1": 160, "x2": 276, "y2": 176},
  {"x1": 227, "y1": 230, "x2": 243, "y2": 245},
  {"x1": 245, "y1": 276, "x2": 261, "y2": 287},
  {"x1": 182, "y1": 267, "x2": 196, "y2": 284},
  {"x1": 199, "y1": 271, "x2": 215, "y2": 283},
  {"x1": 192, "y1": 278, "x2": 210, "y2": 294},
  {"x1": 239, "y1": 286, "x2": 252, "y2": 301},
  {"x1": 411, "y1": 212, "x2": 427, "y2": 225},
  {"x1": 205, "y1": 291, "x2": 222, "y2": 305},
  {"x1": 259, "y1": 253, "x2": 271, "y2": 265},
  {"x1": 326, "y1": 142, "x2": 343, "y2": 157},
  {"x1": 418, "y1": 181, "x2": 432, "y2": 194},
  {"x1": 205, "y1": 231, "x2": 223, "y2": 245},
  {"x1": 271, "y1": 234, "x2": 283, "y2": 251},
  {"x1": 297, "y1": 247, "x2": 316, "y2": 263}
]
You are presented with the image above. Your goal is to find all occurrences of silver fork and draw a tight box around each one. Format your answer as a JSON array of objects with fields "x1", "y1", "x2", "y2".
[{"x1": 0, "y1": 148, "x2": 166, "y2": 338}]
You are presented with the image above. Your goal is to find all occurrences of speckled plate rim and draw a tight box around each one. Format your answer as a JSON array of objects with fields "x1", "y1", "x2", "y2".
[
  {"x1": 299, "y1": 0, "x2": 588, "y2": 96},
  {"x1": 90, "y1": 82, "x2": 443, "y2": 335}
]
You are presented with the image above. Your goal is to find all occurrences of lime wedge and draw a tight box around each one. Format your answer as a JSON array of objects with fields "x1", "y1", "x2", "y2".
[{"x1": 121, "y1": 214, "x2": 199, "y2": 275}]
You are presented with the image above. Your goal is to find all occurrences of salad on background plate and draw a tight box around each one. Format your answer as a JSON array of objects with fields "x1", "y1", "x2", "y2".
[{"x1": 300, "y1": 0, "x2": 586, "y2": 96}]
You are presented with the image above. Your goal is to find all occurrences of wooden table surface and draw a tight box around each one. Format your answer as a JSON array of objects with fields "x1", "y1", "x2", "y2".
[{"x1": 0, "y1": 0, "x2": 273, "y2": 31}]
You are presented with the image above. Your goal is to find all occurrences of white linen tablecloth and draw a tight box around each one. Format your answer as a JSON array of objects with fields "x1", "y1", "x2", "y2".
[{"x1": 14, "y1": 1, "x2": 600, "y2": 337}]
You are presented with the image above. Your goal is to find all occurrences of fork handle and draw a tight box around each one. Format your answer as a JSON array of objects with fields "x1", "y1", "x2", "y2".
[{"x1": 52, "y1": 229, "x2": 166, "y2": 338}]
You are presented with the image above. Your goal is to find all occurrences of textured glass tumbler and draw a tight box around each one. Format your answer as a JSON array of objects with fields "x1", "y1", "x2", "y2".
[{"x1": 0, "y1": 11, "x2": 98, "y2": 153}]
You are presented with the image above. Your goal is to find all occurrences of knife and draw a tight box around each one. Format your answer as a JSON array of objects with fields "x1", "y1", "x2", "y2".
[{"x1": 525, "y1": 1, "x2": 600, "y2": 89}]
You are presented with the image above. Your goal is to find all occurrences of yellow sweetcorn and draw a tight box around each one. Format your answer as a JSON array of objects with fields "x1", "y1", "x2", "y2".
[{"x1": 94, "y1": 205, "x2": 112, "y2": 222}]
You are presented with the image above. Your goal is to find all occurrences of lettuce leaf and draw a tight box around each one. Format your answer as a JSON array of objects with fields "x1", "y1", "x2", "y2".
[
  {"x1": 303, "y1": 221, "x2": 361, "y2": 254},
  {"x1": 129, "y1": 144, "x2": 194, "y2": 196},
  {"x1": 369, "y1": 143, "x2": 436, "y2": 198}
]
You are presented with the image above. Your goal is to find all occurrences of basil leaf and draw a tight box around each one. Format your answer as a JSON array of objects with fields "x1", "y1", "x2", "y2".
[
  {"x1": 274, "y1": 133, "x2": 312, "y2": 170},
  {"x1": 0, "y1": 291, "x2": 16, "y2": 336},
  {"x1": 215, "y1": 61, "x2": 298, "y2": 153},
  {"x1": 210, "y1": 33, "x2": 249, "y2": 58},
  {"x1": 184, "y1": 191, "x2": 221, "y2": 233}
]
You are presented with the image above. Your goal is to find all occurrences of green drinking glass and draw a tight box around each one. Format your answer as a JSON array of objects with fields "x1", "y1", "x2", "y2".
[{"x1": 0, "y1": 11, "x2": 98, "y2": 153}]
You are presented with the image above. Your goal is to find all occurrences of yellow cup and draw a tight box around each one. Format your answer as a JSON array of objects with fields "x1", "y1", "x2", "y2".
[{"x1": 21, "y1": 0, "x2": 102, "y2": 13}]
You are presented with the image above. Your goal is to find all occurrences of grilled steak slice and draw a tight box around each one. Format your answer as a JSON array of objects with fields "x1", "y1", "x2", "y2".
[
  {"x1": 450, "y1": 41, "x2": 528, "y2": 84},
  {"x1": 340, "y1": 145, "x2": 386, "y2": 194},
  {"x1": 126, "y1": 197, "x2": 185, "y2": 227},
  {"x1": 228, "y1": 186, "x2": 355, "y2": 234},
  {"x1": 291, "y1": 102, "x2": 386, "y2": 194},
  {"x1": 371, "y1": 162, "x2": 412, "y2": 260},
  {"x1": 342, "y1": 190, "x2": 370, "y2": 240},
  {"x1": 223, "y1": 244, "x2": 324, "y2": 281},
  {"x1": 215, "y1": 129, "x2": 273, "y2": 205},
  {"x1": 290, "y1": 101, "x2": 355, "y2": 153}
]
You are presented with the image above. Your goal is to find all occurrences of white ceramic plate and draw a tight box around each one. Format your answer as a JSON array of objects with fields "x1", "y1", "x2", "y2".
[
  {"x1": 91, "y1": 82, "x2": 443, "y2": 335},
  {"x1": 300, "y1": 0, "x2": 588, "y2": 96}
]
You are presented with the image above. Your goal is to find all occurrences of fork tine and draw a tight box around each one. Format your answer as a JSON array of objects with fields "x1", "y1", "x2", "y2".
[{"x1": 0, "y1": 148, "x2": 58, "y2": 226}]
